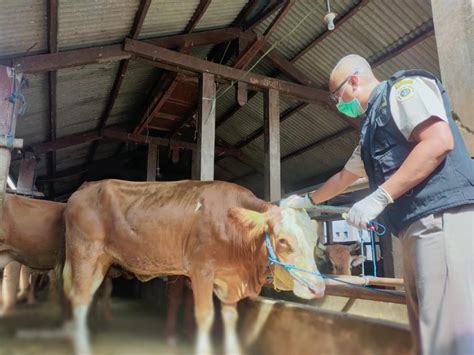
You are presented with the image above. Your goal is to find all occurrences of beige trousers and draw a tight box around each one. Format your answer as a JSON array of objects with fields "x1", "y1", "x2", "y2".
[{"x1": 399, "y1": 204, "x2": 474, "y2": 355}]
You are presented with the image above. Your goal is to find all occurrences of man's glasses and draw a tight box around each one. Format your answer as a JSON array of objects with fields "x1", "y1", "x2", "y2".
[{"x1": 329, "y1": 71, "x2": 358, "y2": 103}]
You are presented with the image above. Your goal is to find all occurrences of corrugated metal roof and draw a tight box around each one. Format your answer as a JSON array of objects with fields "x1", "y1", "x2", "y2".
[
  {"x1": 279, "y1": 103, "x2": 348, "y2": 157},
  {"x1": 281, "y1": 130, "x2": 359, "y2": 187},
  {"x1": 58, "y1": 0, "x2": 140, "y2": 50},
  {"x1": 55, "y1": 142, "x2": 90, "y2": 172},
  {"x1": 0, "y1": 0, "x2": 47, "y2": 56},
  {"x1": 195, "y1": 0, "x2": 248, "y2": 31},
  {"x1": 15, "y1": 73, "x2": 49, "y2": 146},
  {"x1": 217, "y1": 90, "x2": 293, "y2": 146},
  {"x1": 140, "y1": 0, "x2": 200, "y2": 38},
  {"x1": 256, "y1": 0, "x2": 358, "y2": 60},
  {"x1": 373, "y1": 35, "x2": 440, "y2": 79},
  {"x1": 283, "y1": 0, "x2": 433, "y2": 87},
  {"x1": 93, "y1": 141, "x2": 121, "y2": 161},
  {"x1": 109, "y1": 60, "x2": 162, "y2": 126},
  {"x1": 56, "y1": 62, "x2": 119, "y2": 138}
]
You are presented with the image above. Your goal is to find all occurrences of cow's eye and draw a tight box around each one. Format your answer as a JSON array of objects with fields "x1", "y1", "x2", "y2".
[{"x1": 278, "y1": 238, "x2": 289, "y2": 247}]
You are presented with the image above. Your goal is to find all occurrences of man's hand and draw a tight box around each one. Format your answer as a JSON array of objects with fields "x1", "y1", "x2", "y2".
[
  {"x1": 346, "y1": 187, "x2": 393, "y2": 229},
  {"x1": 280, "y1": 194, "x2": 314, "y2": 209}
]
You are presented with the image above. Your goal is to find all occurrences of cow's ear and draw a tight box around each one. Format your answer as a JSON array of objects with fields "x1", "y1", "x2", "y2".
[
  {"x1": 228, "y1": 208, "x2": 267, "y2": 241},
  {"x1": 349, "y1": 243, "x2": 360, "y2": 253},
  {"x1": 351, "y1": 255, "x2": 365, "y2": 267}
]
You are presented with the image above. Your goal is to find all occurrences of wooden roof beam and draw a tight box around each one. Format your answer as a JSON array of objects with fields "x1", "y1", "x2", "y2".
[
  {"x1": 245, "y1": 0, "x2": 286, "y2": 32},
  {"x1": 124, "y1": 39, "x2": 332, "y2": 105},
  {"x1": 30, "y1": 127, "x2": 241, "y2": 157},
  {"x1": 2, "y1": 28, "x2": 242, "y2": 73}
]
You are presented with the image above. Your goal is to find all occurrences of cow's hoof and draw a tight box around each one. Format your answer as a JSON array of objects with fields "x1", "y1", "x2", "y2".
[
  {"x1": 17, "y1": 292, "x2": 28, "y2": 303},
  {"x1": 0, "y1": 305, "x2": 15, "y2": 317}
]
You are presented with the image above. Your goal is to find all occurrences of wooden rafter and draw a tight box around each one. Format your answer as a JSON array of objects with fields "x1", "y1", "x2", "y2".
[
  {"x1": 124, "y1": 40, "x2": 331, "y2": 104},
  {"x1": 132, "y1": 0, "x2": 212, "y2": 135},
  {"x1": 3, "y1": 28, "x2": 241, "y2": 73},
  {"x1": 231, "y1": 0, "x2": 259, "y2": 27},
  {"x1": 30, "y1": 127, "x2": 240, "y2": 157},
  {"x1": 245, "y1": 0, "x2": 286, "y2": 32},
  {"x1": 207, "y1": 0, "x2": 282, "y2": 65}
]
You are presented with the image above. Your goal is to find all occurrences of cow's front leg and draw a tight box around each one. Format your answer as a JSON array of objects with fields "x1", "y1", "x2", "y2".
[
  {"x1": 17, "y1": 265, "x2": 31, "y2": 302},
  {"x1": 221, "y1": 302, "x2": 242, "y2": 355},
  {"x1": 1, "y1": 261, "x2": 21, "y2": 316},
  {"x1": 190, "y1": 273, "x2": 214, "y2": 355},
  {"x1": 165, "y1": 276, "x2": 185, "y2": 345}
]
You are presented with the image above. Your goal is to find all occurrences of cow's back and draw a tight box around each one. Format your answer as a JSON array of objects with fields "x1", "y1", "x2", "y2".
[
  {"x1": 65, "y1": 179, "x2": 269, "y2": 278},
  {"x1": 0, "y1": 194, "x2": 65, "y2": 269}
]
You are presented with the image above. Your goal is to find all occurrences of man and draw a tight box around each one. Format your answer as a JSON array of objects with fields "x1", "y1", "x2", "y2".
[{"x1": 281, "y1": 54, "x2": 474, "y2": 355}]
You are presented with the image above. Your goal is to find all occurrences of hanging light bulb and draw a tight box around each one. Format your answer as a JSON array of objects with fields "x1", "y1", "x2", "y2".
[{"x1": 324, "y1": 0, "x2": 337, "y2": 31}]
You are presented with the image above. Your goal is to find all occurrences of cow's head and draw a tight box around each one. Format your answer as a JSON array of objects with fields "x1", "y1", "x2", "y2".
[
  {"x1": 228, "y1": 205, "x2": 325, "y2": 299},
  {"x1": 318, "y1": 243, "x2": 365, "y2": 275}
]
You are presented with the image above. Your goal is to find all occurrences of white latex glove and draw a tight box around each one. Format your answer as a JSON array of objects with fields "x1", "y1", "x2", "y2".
[
  {"x1": 279, "y1": 193, "x2": 314, "y2": 209},
  {"x1": 346, "y1": 187, "x2": 393, "y2": 229}
]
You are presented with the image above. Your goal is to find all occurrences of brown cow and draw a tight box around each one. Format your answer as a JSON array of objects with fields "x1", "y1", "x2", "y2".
[
  {"x1": 0, "y1": 194, "x2": 65, "y2": 315},
  {"x1": 0, "y1": 194, "x2": 113, "y2": 317},
  {"x1": 63, "y1": 179, "x2": 325, "y2": 355},
  {"x1": 163, "y1": 242, "x2": 364, "y2": 344},
  {"x1": 319, "y1": 243, "x2": 365, "y2": 276}
]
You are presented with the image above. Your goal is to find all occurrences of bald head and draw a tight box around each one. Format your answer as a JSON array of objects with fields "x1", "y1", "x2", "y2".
[{"x1": 329, "y1": 54, "x2": 374, "y2": 92}]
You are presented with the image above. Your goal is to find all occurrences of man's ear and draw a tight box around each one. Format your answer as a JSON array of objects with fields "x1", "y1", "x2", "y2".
[{"x1": 228, "y1": 208, "x2": 267, "y2": 242}]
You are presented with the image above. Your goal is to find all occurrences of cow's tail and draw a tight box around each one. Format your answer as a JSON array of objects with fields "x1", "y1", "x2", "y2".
[{"x1": 52, "y1": 225, "x2": 72, "y2": 321}]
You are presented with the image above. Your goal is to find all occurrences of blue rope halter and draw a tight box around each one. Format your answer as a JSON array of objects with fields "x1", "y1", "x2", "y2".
[{"x1": 264, "y1": 226, "x2": 401, "y2": 296}]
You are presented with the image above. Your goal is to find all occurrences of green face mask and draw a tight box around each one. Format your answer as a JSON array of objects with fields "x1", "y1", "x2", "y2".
[{"x1": 336, "y1": 97, "x2": 364, "y2": 118}]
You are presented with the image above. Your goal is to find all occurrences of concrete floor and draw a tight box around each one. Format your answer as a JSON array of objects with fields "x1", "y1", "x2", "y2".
[{"x1": 0, "y1": 299, "x2": 194, "y2": 355}]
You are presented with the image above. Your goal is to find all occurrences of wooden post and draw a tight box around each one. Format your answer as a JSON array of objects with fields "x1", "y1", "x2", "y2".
[
  {"x1": 16, "y1": 153, "x2": 37, "y2": 195},
  {"x1": 0, "y1": 66, "x2": 24, "y2": 210},
  {"x1": 196, "y1": 72, "x2": 216, "y2": 181},
  {"x1": 264, "y1": 88, "x2": 280, "y2": 202},
  {"x1": 432, "y1": 0, "x2": 474, "y2": 154},
  {"x1": 146, "y1": 143, "x2": 158, "y2": 181}
]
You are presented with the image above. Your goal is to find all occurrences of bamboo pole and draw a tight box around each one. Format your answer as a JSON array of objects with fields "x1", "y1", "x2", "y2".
[
  {"x1": 325, "y1": 275, "x2": 404, "y2": 288},
  {"x1": 325, "y1": 285, "x2": 406, "y2": 304}
]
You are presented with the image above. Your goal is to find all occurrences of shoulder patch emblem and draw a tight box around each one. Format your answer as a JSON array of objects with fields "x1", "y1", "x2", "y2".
[
  {"x1": 396, "y1": 84, "x2": 415, "y2": 102},
  {"x1": 394, "y1": 78, "x2": 414, "y2": 89}
]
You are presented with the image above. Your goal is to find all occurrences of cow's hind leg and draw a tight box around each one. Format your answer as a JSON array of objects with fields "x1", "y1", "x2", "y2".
[
  {"x1": 221, "y1": 302, "x2": 242, "y2": 355},
  {"x1": 63, "y1": 253, "x2": 110, "y2": 355},
  {"x1": 1, "y1": 261, "x2": 21, "y2": 316},
  {"x1": 17, "y1": 265, "x2": 31, "y2": 302},
  {"x1": 165, "y1": 275, "x2": 185, "y2": 345},
  {"x1": 190, "y1": 273, "x2": 215, "y2": 355}
]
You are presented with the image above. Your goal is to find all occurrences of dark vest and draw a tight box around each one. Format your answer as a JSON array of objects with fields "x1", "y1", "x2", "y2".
[{"x1": 360, "y1": 69, "x2": 474, "y2": 235}]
